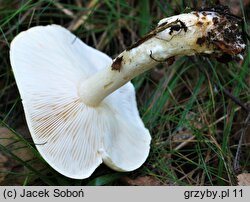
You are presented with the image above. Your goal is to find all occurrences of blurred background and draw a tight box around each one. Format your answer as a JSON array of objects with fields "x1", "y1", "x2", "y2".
[{"x1": 0, "y1": 0, "x2": 249, "y2": 185}]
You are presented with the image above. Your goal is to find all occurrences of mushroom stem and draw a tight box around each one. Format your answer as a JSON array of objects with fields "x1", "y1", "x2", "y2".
[{"x1": 79, "y1": 11, "x2": 245, "y2": 107}]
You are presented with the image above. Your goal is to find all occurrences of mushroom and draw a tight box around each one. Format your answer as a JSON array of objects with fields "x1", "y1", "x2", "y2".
[{"x1": 10, "y1": 10, "x2": 245, "y2": 179}]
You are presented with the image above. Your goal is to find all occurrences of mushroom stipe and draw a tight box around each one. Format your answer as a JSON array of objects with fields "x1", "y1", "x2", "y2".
[{"x1": 10, "y1": 10, "x2": 246, "y2": 179}]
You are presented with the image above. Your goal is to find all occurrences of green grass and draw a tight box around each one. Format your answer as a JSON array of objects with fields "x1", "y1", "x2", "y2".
[{"x1": 0, "y1": 0, "x2": 249, "y2": 185}]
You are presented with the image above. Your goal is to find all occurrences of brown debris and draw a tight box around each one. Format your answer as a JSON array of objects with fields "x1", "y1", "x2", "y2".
[
  {"x1": 196, "y1": 21, "x2": 203, "y2": 27},
  {"x1": 126, "y1": 32, "x2": 155, "y2": 51},
  {"x1": 166, "y1": 56, "x2": 175, "y2": 66},
  {"x1": 111, "y1": 56, "x2": 123, "y2": 71},
  {"x1": 122, "y1": 176, "x2": 163, "y2": 186},
  {"x1": 207, "y1": 14, "x2": 245, "y2": 56},
  {"x1": 169, "y1": 24, "x2": 181, "y2": 35},
  {"x1": 212, "y1": 17, "x2": 219, "y2": 25},
  {"x1": 202, "y1": 11, "x2": 207, "y2": 16},
  {"x1": 193, "y1": 11, "x2": 199, "y2": 17},
  {"x1": 0, "y1": 127, "x2": 46, "y2": 185},
  {"x1": 196, "y1": 36, "x2": 206, "y2": 46}
]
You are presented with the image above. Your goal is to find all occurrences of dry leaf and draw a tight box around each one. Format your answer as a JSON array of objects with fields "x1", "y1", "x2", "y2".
[
  {"x1": 237, "y1": 173, "x2": 250, "y2": 186},
  {"x1": 0, "y1": 127, "x2": 34, "y2": 184},
  {"x1": 0, "y1": 153, "x2": 9, "y2": 182},
  {"x1": 0, "y1": 127, "x2": 34, "y2": 161},
  {"x1": 0, "y1": 127, "x2": 46, "y2": 185}
]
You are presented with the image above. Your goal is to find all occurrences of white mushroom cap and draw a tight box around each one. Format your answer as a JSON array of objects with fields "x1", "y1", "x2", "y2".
[{"x1": 10, "y1": 25, "x2": 151, "y2": 179}]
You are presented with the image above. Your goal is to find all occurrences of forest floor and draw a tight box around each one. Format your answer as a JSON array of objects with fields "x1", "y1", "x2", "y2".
[{"x1": 0, "y1": 0, "x2": 249, "y2": 185}]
